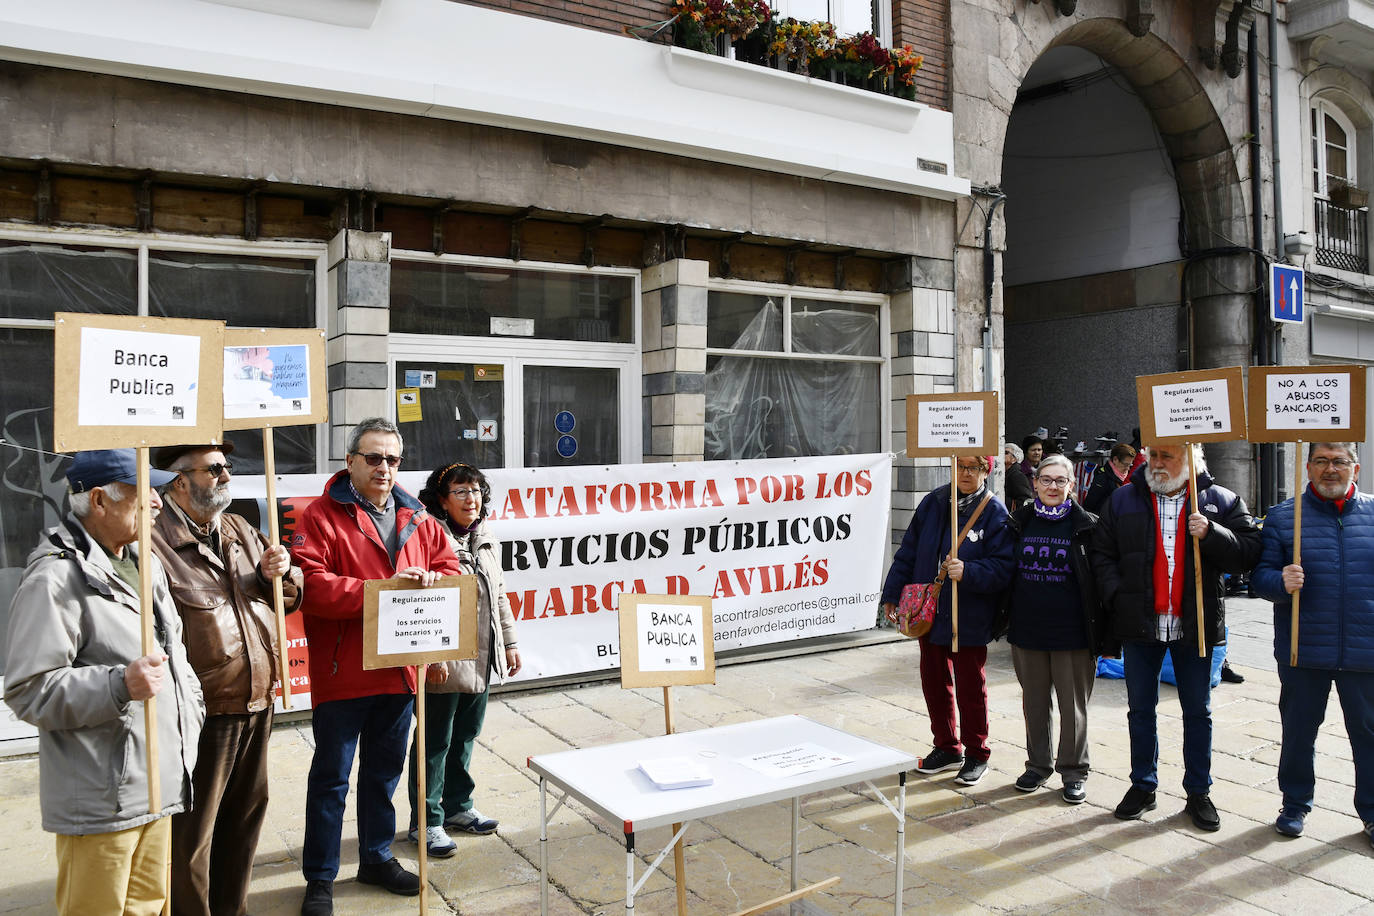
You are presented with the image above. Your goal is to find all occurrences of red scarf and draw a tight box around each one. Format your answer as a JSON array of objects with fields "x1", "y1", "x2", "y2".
[
  {"x1": 1152, "y1": 494, "x2": 1188, "y2": 616},
  {"x1": 1309, "y1": 482, "x2": 1356, "y2": 513}
]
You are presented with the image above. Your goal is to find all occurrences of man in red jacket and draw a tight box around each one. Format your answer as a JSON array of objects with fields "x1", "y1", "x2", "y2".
[{"x1": 290, "y1": 418, "x2": 461, "y2": 916}]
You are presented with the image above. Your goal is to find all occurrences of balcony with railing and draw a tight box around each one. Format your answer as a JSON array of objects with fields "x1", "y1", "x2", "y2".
[{"x1": 1315, "y1": 197, "x2": 1370, "y2": 274}]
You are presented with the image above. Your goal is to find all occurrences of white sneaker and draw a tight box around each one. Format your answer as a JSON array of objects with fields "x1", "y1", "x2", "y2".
[
  {"x1": 406, "y1": 824, "x2": 457, "y2": 858},
  {"x1": 444, "y1": 807, "x2": 498, "y2": 835}
]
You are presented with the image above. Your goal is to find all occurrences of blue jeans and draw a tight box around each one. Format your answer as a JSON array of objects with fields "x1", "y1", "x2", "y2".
[
  {"x1": 1278, "y1": 665, "x2": 1374, "y2": 824},
  {"x1": 1122, "y1": 641, "x2": 1214, "y2": 795},
  {"x1": 302, "y1": 694, "x2": 414, "y2": 881}
]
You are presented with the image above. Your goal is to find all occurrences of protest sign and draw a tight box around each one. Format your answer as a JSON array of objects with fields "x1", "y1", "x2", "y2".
[
  {"x1": 1135, "y1": 367, "x2": 1246, "y2": 446},
  {"x1": 362, "y1": 575, "x2": 478, "y2": 670},
  {"x1": 223, "y1": 327, "x2": 327, "y2": 708},
  {"x1": 905, "y1": 391, "x2": 999, "y2": 651}
]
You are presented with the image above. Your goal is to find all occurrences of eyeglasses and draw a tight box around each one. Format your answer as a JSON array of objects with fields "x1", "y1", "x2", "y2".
[
  {"x1": 1037, "y1": 476, "x2": 1071, "y2": 488},
  {"x1": 184, "y1": 462, "x2": 232, "y2": 478},
  {"x1": 352, "y1": 452, "x2": 401, "y2": 468},
  {"x1": 1310, "y1": 457, "x2": 1355, "y2": 470},
  {"x1": 447, "y1": 487, "x2": 481, "y2": 499},
  {"x1": 956, "y1": 463, "x2": 986, "y2": 474}
]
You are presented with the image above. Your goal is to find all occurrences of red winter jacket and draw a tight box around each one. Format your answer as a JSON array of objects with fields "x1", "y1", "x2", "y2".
[{"x1": 290, "y1": 470, "x2": 461, "y2": 704}]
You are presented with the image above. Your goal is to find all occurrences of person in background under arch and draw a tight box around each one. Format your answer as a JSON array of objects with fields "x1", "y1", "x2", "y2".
[
  {"x1": 1084, "y1": 444, "x2": 1137, "y2": 514},
  {"x1": 1004, "y1": 442, "x2": 1034, "y2": 512}
]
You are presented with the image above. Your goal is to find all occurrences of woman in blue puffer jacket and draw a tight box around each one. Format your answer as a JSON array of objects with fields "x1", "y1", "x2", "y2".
[{"x1": 881, "y1": 455, "x2": 1015, "y2": 787}]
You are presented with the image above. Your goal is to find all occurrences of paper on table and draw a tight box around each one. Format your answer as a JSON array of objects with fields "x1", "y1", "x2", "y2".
[
  {"x1": 637, "y1": 756, "x2": 714, "y2": 790},
  {"x1": 737, "y1": 743, "x2": 854, "y2": 779}
]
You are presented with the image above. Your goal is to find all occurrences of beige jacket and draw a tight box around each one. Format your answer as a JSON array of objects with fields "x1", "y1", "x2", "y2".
[{"x1": 428, "y1": 520, "x2": 516, "y2": 695}]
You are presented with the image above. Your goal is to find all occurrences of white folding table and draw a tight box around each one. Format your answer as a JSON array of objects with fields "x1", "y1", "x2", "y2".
[{"x1": 527, "y1": 714, "x2": 917, "y2": 914}]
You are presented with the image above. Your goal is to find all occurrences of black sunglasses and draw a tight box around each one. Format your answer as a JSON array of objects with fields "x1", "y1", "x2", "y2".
[
  {"x1": 352, "y1": 451, "x2": 402, "y2": 468},
  {"x1": 184, "y1": 462, "x2": 232, "y2": 477}
]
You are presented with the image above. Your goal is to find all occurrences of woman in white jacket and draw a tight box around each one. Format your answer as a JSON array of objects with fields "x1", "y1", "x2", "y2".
[{"x1": 406, "y1": 462, "x2": 521, "y2": 858}]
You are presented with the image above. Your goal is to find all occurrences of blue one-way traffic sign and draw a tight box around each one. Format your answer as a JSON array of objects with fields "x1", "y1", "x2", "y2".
[{"x1": 1270, "y1": 262, "x2": 1305, "y2": 324}]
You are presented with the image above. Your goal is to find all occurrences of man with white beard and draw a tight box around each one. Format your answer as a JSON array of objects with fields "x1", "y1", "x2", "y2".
[
  {"x1": 1252, "y1": 442, "x2": 1374, "y2": 846},
  {"x1": 151, "y1": 444, "x2": 303, "y2": 916},
  {"x1": 1091, "y1": 444, "x2": 1261, "y2": 831}
]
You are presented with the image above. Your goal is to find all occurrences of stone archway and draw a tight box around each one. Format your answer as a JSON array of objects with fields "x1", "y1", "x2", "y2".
[{"x1": 997, "y1": 17, "x2": 1255, "y2": 498}]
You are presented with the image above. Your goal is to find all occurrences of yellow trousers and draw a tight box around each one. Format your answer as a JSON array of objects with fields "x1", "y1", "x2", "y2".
[{"x1": 55, "y1": 817, "x2": 171, "y2": 916}]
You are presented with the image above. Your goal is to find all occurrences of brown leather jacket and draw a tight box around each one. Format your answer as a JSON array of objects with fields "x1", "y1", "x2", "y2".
[{"x1": 152, "y1": 502, "x2": 303, "y2": 716}]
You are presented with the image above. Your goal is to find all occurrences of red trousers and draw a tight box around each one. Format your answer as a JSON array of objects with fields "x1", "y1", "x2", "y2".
[{"x1": 918, "y1": 637, "x2": 990, "y2": 761}]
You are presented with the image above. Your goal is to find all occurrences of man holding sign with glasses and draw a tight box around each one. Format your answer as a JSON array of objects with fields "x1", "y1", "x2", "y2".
[
  {"x1": 150, "y1": 442, "x2": 302, "y2": 916},
  {"x1": 290, "y1": 418, "x2": 461, "y2": 916},
  {"x1": 1091, "y1": 444, "x2": 1260, "y2": 831},
  {"x1": 1252, "y1": 443, "x2": 1374, "y2": 846}
]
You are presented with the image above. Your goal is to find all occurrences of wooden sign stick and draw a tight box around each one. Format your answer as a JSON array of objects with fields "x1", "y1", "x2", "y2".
[
  {"x1": 416, "y1": 664, "x2": 428, "y2": 914},
  {"x1": 663, "y1": 686, "x2": 688, "y2": 916},
  {"x1": 136, "y1": 448, "x2": 161, "y2": 813},
  {"x1": 950, "y1": 456, "x2": 960, "y2": 654},
  {"x1": 1291, "y1": 441, "x2": 1304, "y2": 666},
  {"x1": 1187, "y1": 444, "x2": 1206, "y2": 659},
  {"x1": 263, "y1": 428, "x2": 291, "y2": 709}
]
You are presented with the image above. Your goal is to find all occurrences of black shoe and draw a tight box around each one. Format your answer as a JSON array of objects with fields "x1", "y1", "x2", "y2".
[
  {"x1": 954, "y1": 758, "x2": 988, "y2": 786},
  {"x1": 914, "y1": 747, "x2": 963, "y2": 774},
  {"x1": 357, "y1": 857, "x2": 420, "y2": 896},
  {"x1": 1186, "y1": 794, "x2": 1221, "y2": 832},
  {"x1": 1114, "y1": 786, "x2": 1157, "y2": 820},
  {"x1": 301, "y1": 879, "x2": 333, "y2": 916},
  {"x1": 1062, "y1": 781, "x2": 1086, "y2": 804},
  {"x1": 1219, "y1": 662, "x2": 1245, "y2": 684},
  {"x1": 1014, "y1": 769, "x2": 1049, "y2": 792}
]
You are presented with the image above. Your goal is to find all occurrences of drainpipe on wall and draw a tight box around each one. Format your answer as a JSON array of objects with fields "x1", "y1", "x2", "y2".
[
  {"x1": 1249, "y1": 21, "x2": 1278, "y2": 511},
  {"x1": 1268, "y1": 0, "x2": 1287, "y2": 501},
  {"x1": 982, "y1": 192, "x2": 1007, "y2": 394}
]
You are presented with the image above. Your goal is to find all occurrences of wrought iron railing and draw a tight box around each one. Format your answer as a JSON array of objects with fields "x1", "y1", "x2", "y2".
[{"x1": 1315, "y1": 197, "x2": 1369, "y2": 274}]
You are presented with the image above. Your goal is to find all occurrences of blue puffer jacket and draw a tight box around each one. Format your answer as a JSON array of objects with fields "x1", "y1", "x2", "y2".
[
  {"x1": 1252, "y1": 488, "x2": 1374, "y2": 671},
  {"x1": 881, "y1": 485, "x2": 1015, "y2": 647}
]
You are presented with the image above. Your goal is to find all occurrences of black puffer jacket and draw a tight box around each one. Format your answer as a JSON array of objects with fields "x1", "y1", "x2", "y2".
[
  {"x1": 1006, "y1": 501, "x2": 1116, "y2": 656},
  {"x1": 1090, "y1": 465, "x2": 1261, "y2": 648}
]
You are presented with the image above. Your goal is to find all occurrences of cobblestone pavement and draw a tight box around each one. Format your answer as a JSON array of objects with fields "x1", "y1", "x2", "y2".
[{"x1": 2, "y1": 596, "x2": 1371, "y2": 915}]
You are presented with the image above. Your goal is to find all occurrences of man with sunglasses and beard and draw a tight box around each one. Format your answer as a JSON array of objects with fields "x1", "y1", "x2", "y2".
[
  {"x1": 151, "y1": 443, "x2": 303, "y2": 916},
  {"x1": 290, "y1": 418, "x2": 461, "y2": 916},
  {"x1": 1091, "y1": 444, "x2": 1260, "y2": 832},
  {"x1": 1253, "y1": 443, "x2": 1374, "y2": 846}
]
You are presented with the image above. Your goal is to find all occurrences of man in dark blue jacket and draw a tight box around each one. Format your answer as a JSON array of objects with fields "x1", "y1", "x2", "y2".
[
  {"x1": 1252, "y1": 442, "x2": 1374, "y2": 846},
  {"x1": 1091, "y1": 444, "x2": 1261, "y2": 832}
]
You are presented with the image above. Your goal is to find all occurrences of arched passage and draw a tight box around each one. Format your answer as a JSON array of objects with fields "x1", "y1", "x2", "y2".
[{"x1": 1001, "y1": 19, "x2": 1253, "y2": 497}]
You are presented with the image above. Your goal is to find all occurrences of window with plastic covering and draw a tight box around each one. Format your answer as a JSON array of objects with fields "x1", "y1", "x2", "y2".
[
  {"x1": 704, "y1": 290, "x2": 883, "y2": 460},
  {"x1": 0, "y1": 237, "x2": 321, "y2": 670}
]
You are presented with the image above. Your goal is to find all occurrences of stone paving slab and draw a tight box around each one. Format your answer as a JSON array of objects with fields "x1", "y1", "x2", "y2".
[{"x1": 1, "y1": 597, "x2": 1370, "y2": 914}]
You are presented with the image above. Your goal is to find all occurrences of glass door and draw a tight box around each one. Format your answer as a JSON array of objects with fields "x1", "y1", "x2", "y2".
[
  {"x1": 522, "y1": 364, "x2": 619, "y2": 466},
  {"x1": 394, "y1": 359, "x2": 508, "y2": 471}
]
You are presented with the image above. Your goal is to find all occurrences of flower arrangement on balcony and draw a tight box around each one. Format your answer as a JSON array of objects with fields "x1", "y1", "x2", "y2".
[
  {"x1": 659, "y1": 0, "x2": 922, "y2": 100},
  {"x1": 770, "y1": 18, "x2": 838, "y2": 76}
]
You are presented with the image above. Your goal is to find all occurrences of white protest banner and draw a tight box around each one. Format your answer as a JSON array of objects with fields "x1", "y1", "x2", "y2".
[{"x1": 228, "y1": 453, "x2": 892, "y2": 691}]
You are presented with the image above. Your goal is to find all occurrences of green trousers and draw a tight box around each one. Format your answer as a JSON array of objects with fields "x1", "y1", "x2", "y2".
[{"x1": 407, "y1": 687, "x2": 489, "y2": 829}]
